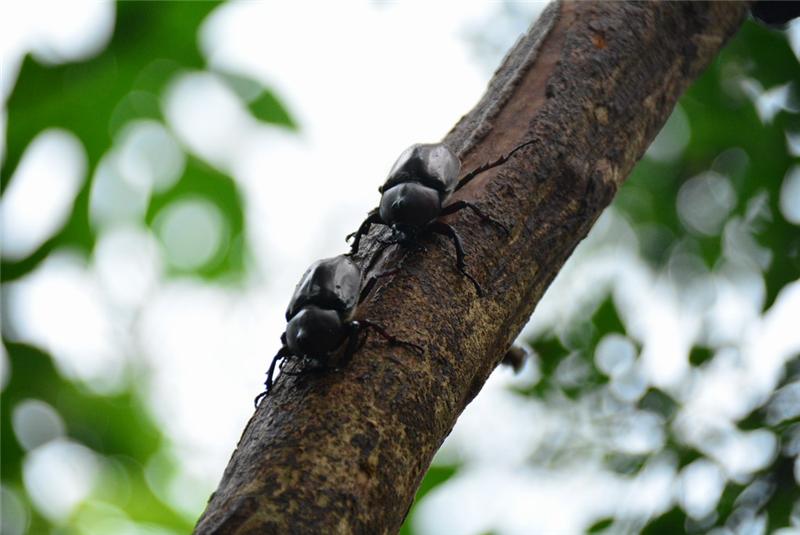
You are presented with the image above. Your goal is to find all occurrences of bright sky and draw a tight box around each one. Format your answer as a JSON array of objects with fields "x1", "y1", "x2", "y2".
[{"x1": 2, "y1": 2, "x2": 799, "y2": 534}]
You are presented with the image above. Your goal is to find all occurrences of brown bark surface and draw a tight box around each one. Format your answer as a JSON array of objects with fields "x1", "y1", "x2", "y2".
[{"x1": 195, "y1": 2, "x2": 747, "y2": 533}]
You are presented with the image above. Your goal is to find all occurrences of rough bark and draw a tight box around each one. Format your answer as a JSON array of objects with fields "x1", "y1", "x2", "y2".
[{"x1": 195, "y1": 2, "x2": 747, "y2": 533}]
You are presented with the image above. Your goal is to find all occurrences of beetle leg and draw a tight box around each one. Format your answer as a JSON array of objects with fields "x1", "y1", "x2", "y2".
[
  {"x1": 254, "y1": 343, "x2": 293, "y2": 407},
  {"x1": 428, "y1": 221, "x2": 483, "y2": 297},
  {"x1": 356, "y1": 320, "x2": 424, "y2": 355},
  {"x1": 440, "y1": 200, "x2": 510, "y2": 236},
  {"x1": 347, "y1": 208, "x2": 385, "y2": 254}
]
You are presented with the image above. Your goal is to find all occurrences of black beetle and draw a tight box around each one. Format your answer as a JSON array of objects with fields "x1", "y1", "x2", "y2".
[
  {"x1": 347, "y1": 143, "x2": 509, "y2": 296},
  {"x1": 254, "y1": 254, "x2": 420, "y2": 405}
]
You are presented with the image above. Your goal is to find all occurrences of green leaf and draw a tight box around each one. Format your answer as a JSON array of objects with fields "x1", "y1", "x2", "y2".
[
  {"x1": 641, "y1": 507, "x2": 687, "y2": 534},
  {"x1": 217, "y1": 71, "x2": 297, "y2": 129},
  {"x1": 146, "y1": 155, "x2": 247, "y2": 281},
  {"x1": 587, "y1": 517, "x2": 614, "y2": 533},
  {"x1": 688, "y1": 346, "x2": 714, "y2": 367},
  {"x1": 1, "y1": 1, "x2": 222, "y2": 281},
  {"x1": 248, "y1": 88, "x2": 298, "y2": 129},
  {"x1": 638, "y1": 388, "x2": 679, "y2": 420}
]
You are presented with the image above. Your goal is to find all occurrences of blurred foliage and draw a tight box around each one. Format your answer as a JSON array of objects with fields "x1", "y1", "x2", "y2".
[
  {"x1": 2, "y1": 343, "x2": 188, "y2": 533},
  {"x1": 399, "y1": 465, "x2": 460, "y2": 535},
  {"x1": 404, "y1": 17, "x2": 800, "y2": 535},
  {"x1": 617, "y1": 22, "x2": 800, "y2": 308},
  {"x1": 2, "y1": 2, "x2": 799, "y2": 534},
  {"x1": 0, "y1": 0, "x2": 294, "y2": 283},
  {"x1": 1, "y1": 1, "x2": 294, "y2": 534}
]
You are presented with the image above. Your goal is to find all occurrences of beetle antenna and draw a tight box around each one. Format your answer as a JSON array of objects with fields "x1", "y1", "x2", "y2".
[
  {"x1": 454, "y1": 139, "x2": 537, "y2": 192},
  {"x1": 439, "y1": 200, "x2": 510, "y2": 236},
  {"x1": 357, "y1": 320, "x2": 424, "y2": 355}
]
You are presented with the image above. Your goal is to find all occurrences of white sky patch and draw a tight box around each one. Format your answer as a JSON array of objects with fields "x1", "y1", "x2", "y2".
[
  {"x1": 92, "y1": 225, "x2": 163, "y2": 310},
  {"x1": 0, "y1": 485, "x2": 29, "y2": 535},
  {"x1": 4, "y1": 251, "x2": 126, "y2": 393},
  {"x1": 646, "y1": 104, "x2": 690, "y2": 162},
  {"x1": 703, "y1": 267, "x2": 764, "y2": 348},
  {"x1": 199, "y1": 2, "x2": 492, "y2": 142},
  {"x1": 12, "y1": 398, "x2": 66, "y2": 451},
  {"x1": 1, "y1": 129, "x2": 86, "y2": 261},
  {"x1": 707, "y1": 429, "x2": 777, "y2": 482},
  {"x1": 436, "y1": 375, "x2": 548, "y2": 467},
  {"x1": 617, "y1": 276, "x2": 699, "y2": 391},
  {"x1": 675, "y1": 280, "x2": 800, "y2": 481},
  {"x1": 18, "y1": 0, "x2": 114, "y2": 65},
  {"x1": 741, "y1": 279, "x2": 800, "y2": 391},
  {"x1": 614, "y1": 456, "x2": 676, "y2": 522},
  {"x1": 676, "y1": 171, "x2": 737, "y2": 236},
  {"x1": 136, "y1": 279, "x2": 277, "y2": 487},
  {"x1": 780, "y1": 165, "x2": 800, "y2": 224},
  {"x1": 413, "y1": 463, "x2": 669, "y2": 535},
  {"x1": 521, "y1": 208, "x2": 641, "y2": 341},
  {"x1": 23, "y1": 439, "x2": 100, "y2": 523},
  {"x1": 116, "y1": 120, "x2": 185, "y2": 194},
  {"x1": 595, "y1": 333, "x2": 637, "y2": 377},
  {"x1": 678, "y1": 459, "x2": 725, "y2": 519},
  {"x1": 740, "y1": 79, "x2": 795, "y2": 123},
  {"x1": 154, "y1": 198, "x2": 226, "y2": 271},
  {"x1": 0, "y1": 1, "x2": 114, "y2": 100},
  {"x1": 89, "y1": 150, "x2": 152, "y2": 229},
  {"x1": 145, "y1": 448, "x2": 211, "y2": 522},
  {"x1": 196, "y1": 0, "x2": 497, "y2": 286},
  {"x1": 163, "y1": 72, "x2": 256, "y2": 173},
  {"x1": 611, "y1": 411, "x2": 666, "y2": 455}
]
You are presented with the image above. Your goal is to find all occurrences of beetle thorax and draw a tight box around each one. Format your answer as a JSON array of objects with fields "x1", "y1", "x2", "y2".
[{"x1": 379, "y1": 182, "x2": 442, "y2": 231}]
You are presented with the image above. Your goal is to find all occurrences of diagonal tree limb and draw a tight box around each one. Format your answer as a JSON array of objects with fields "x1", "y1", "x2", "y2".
[{"x1": 195, "y1": 2, "x2": 748, "y2": 533}]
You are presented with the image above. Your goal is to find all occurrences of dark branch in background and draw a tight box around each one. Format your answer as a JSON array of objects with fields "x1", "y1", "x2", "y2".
[
  {"x1": 195, "y1": 2, "x2": 748, "y2": 533},
  {"x1": 750, "y1": 0, "x2": 800, "y2": 28}
]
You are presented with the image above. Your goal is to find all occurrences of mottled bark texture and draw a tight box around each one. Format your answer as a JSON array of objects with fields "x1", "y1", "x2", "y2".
[{"x1": 195, "y1": 2, "x2": 747, "y2": 533}]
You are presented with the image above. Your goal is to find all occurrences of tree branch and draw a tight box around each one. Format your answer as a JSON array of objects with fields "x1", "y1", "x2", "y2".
[{"x1": 195, "y1": 2, "x2": 748, "y2": 533}]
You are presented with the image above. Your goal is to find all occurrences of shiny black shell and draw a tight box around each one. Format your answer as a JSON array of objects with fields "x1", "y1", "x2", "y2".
[
  {"x1": 285, "y1": 306, "x2": 347, "y2": 358},
  {"x1": 379, "y1": 182, "x2": 442, "y2": 230},
  {"x1": 380, "y1": 143, "x2": 460, "y2": 197},
  {"x1": 285, "y1": 255, "x2": 362, "y2": 321}
]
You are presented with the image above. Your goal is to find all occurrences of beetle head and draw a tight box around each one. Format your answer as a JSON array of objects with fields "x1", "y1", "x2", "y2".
[
  {"x1": 379, "y1": 183, "x2": 441, "y2": 231},
  {"x1": 286, "y1": 306, "x2": 346, "y2": 358}
]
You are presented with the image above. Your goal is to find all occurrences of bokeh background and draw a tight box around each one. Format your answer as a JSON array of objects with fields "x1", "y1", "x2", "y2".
[{"x1": 2, "y1": 2, "x2": 799, "y2": 534}]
